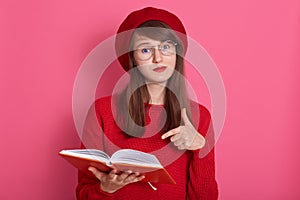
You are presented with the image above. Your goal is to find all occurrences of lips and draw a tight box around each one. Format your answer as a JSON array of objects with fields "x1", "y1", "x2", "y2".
[{"x1": 153, "y1": 66, "x2": 167, "y2": 72}]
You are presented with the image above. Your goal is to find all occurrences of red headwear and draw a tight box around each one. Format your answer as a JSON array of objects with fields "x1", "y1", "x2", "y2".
[{"x1": 115, "y1": 7, "x2": 187, "y2": 72}]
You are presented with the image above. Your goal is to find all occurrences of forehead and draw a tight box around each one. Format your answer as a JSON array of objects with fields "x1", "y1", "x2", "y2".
[{"x1": 132, "y1": 35, "x2": 161, "y2": 47}]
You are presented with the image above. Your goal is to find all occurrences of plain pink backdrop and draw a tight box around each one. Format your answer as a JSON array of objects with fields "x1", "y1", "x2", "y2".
[{"x1": 1, "y1": 0, "x2": 299, "y2": 199}]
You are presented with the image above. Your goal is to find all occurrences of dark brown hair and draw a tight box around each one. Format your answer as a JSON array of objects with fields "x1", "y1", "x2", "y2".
[{"x1": 116, "y1": 20, "x2": 192, "y2": 137}]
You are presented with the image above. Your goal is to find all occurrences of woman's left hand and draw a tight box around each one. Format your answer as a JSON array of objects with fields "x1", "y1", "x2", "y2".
[{"x1": 161, "y1": 108, "x2": 206, "y2": 150}]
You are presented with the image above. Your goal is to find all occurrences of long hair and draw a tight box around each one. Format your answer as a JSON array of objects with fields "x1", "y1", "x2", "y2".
[{"x1": 116, "y1": 20, "x2": 192, "y2": 137}]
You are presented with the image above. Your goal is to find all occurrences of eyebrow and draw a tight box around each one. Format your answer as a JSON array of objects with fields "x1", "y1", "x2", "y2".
[
  {"x1": 134, "y1": 42, "x2": 154, "y2": 49},
  {"x1": 134, "y1": 40, "x2": 161, "y2": 48},
  {"x1": 135, "y1": 42, "x2": 151, "y2": 47}
]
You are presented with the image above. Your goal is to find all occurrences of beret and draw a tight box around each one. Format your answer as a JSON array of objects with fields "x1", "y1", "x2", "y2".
[{"x1": 115, "y1": 7, "x2": 187, "y2": 72}]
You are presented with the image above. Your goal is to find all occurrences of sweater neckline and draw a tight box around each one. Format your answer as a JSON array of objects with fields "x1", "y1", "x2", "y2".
[{"x1": 144, "y1": 102, "x2": 165, "y2": 107}]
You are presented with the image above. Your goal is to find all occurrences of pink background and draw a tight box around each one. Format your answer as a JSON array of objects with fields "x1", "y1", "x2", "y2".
[{"x1": 1, "y1": 0, "x2": 299, "y2": 199}]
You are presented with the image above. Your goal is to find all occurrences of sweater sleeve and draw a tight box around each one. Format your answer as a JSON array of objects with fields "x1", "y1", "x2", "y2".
[
  {"x1": 187, "y1": 104, "x2": 218, "y2": 200},
  {"x1": 75, "y1": 101, "x2": 115, "y2": 200}
]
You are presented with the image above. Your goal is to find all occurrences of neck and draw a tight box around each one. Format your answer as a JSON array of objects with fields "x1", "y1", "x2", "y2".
[{"x1": 146, "y1": 83, "x2": 166, "y2": 105}]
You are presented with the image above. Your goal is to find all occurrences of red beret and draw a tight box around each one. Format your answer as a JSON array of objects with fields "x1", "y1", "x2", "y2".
[{"x1": 115, "y1": 7, "x2": 187, "y2": 72}]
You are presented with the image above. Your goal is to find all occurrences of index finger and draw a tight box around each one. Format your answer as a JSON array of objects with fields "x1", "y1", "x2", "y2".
[
  {"x1": 88, "y1": 166, "x2": 107, "y2": 180},
  {"x1": 116, "y1": 170, "x2": 132, "y2": 181},
  {"x1": 161, "y1": 127, "x2": 180, "y2": 139}
]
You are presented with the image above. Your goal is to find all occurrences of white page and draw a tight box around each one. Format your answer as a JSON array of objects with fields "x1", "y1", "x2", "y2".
[
  {"x1": 110, "y1": 149, "x2": 162, "y2": 168},
  {"x1": 60, "y1": 149, "x2": 110, "y2": 163}
]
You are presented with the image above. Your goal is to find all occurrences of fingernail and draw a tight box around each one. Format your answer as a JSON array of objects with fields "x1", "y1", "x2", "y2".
[
  {"x1": 88, "y1": 167, "x2": 92, "y2": 172},
  {"x1": 161, "y1": 136, "x2": 164, "y2": 139}
]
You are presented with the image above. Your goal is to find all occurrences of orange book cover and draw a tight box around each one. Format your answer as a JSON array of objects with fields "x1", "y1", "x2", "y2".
[{"x1": 59, "y1": 149, "x2": 176, "y2": 184}]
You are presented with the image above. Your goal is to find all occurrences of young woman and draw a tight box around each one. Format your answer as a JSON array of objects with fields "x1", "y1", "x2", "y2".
[{"x1": 76, "y1": 7, "x2": 218, "y2": 200}]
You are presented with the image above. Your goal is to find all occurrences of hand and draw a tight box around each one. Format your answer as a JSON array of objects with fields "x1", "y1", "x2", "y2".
[
  {"x1": 88, "y1": 167, "x2": 145, "y2": 193},
  {"x1": 161, "y1": 108, "x2": 206, "y2": 150}
]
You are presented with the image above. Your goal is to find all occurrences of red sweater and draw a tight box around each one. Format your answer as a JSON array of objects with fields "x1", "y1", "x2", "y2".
[{"x1": 76, "y1": 96, "x2": 218, "y2": 200}]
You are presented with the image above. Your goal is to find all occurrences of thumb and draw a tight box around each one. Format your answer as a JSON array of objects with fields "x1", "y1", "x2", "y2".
[
  {"x1": 88, "y1": 166, "x2": 105, "y2": 180},
  {"x1": 181, "y1": 108, "x2": 191, "y2": 125}
]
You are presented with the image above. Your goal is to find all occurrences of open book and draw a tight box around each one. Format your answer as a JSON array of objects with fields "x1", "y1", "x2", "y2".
[{"x1": 59, "y1": 149, "x2": 176, "y2": 184}]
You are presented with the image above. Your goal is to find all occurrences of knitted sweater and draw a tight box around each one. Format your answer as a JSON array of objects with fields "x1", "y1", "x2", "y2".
[{"x1": 76, "y1": 96, "x2": 218, "y2": 200}]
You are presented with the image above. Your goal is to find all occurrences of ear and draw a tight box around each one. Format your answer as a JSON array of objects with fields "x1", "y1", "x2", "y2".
[{"x1": 129, "y1": 53, "x2": 137, "y2": 67}]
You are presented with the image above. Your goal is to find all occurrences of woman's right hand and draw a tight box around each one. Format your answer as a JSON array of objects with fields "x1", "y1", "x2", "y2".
[{"x1": 88, "y1": 166, "x2": 145, "y2": 193}]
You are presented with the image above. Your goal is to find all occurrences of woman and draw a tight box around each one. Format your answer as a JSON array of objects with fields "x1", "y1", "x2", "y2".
[{"x1": 76, "y1": 7, "x2": 218, "y2": 200}]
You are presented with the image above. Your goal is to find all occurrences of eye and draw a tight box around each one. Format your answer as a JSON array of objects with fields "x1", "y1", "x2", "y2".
[
  {"x1": 162, "y1": 44, "x2": 171, "y2": 50},
  {"x1": 141, "y1": 48, "x2": 151, "y2": 54}
]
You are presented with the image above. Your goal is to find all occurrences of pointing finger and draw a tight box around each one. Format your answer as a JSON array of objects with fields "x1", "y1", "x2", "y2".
[
  {"x1": 161, "y1": 127, "x2": 180, "y2": 139},
  {"x1": 170, "y1": 133, "x2": 182, "y2": 142}
]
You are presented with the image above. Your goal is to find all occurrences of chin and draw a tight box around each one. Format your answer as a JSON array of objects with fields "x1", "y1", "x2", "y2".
[
  {"x1": 146, "y1": 77, "x2": 171, "y2": 85},
  {"x1": 143, "y1": 72, "x2": 174, "y2": 85}
]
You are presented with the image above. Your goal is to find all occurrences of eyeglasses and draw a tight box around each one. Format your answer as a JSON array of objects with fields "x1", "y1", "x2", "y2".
[{"x1": 134, "y1": 40, "x2": 177, "y2": 61}]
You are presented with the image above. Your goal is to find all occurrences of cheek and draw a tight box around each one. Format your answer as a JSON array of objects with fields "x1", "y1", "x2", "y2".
[
  {"x1": 137, "y1": 66, "x2": 151, "y2": 78},
  {"x1": 133, "y1": 56, "x2": 147, "y2": 67},
  {"x1": 167, "y1": 55, "x2": 176, "y2": 69}
]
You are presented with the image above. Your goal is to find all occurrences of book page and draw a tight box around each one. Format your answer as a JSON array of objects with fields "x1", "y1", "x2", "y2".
[
  {"x1": 60, "y1": 149, "x2": 110, "y2": 163},
  {"x1": 111, "y1": 149, "x2": 162, "y2": 168}
]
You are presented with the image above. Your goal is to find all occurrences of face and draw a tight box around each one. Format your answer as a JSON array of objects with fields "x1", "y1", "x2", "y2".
[{"x1": 132, "y1": 35, "x2": 177, "y2": 85}]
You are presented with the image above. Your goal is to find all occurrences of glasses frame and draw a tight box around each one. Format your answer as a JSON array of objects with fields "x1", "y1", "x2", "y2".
[{"x1": 133, "y1": 39, "x2": 178, "y2": 61}]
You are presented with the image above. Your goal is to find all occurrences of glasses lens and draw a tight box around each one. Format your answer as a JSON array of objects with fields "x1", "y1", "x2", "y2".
[
  {"x1": 136, "y1": 47, "x2": 153, "y2": 61},
  {"x1": 160, "y1": 40, "x2": 177, "y2": 56},
  {"x1": 134, "y1": 40, "x2": 177, "y2": 61}
]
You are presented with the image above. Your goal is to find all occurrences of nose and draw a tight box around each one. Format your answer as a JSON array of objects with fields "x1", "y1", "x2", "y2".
[{"x1": 152, "y1": 48, "x2": 162, "y2": 63}]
